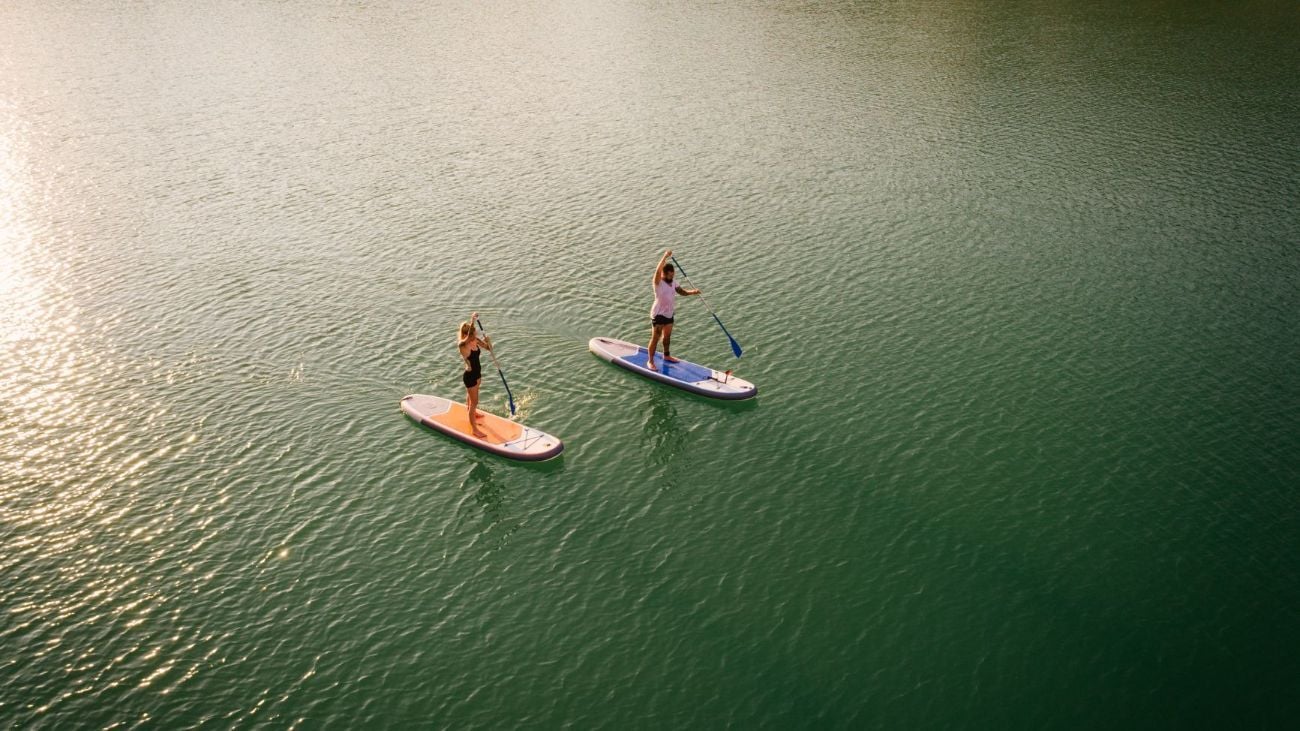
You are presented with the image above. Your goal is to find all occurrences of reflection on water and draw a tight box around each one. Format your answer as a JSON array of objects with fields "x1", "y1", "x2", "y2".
[
  {"x1": 456, "y1": 443, "x2": 565, "y2": 546},
  {"x1": 462, "y1": 460, "x2": 504, "y2": 518},
  {"x1": 459, "y1": 458, "x2": 523, "y2": 548},
  {"x1": 643, "y1": 389, "x2": 686, "y2": 467}
]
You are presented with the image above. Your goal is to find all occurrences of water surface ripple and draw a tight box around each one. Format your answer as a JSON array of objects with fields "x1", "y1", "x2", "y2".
[{"x1": 2, "y1": 0, "x2": 1297, "y2": 727}]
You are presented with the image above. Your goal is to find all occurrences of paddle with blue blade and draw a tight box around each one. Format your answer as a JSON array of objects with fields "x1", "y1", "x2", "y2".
[
  {"x1": 473, "y1": 316, "x2": 517, "y2": 416},
  {"x1": 670, "y1": 255, "x2": 743, "y2": 358}
]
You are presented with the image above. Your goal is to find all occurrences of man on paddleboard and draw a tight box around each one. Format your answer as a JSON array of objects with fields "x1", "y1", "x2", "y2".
[{"x1": 647, "y1": 249, "x2": 701, "y2": 371}]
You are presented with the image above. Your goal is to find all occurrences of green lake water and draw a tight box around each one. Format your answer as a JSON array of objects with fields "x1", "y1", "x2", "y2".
[{"x1": 2, "y1": 1, "x2": 1297, "y2": 727}]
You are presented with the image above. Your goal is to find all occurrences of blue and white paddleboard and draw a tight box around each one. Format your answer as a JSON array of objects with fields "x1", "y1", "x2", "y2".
[{"x1": 588, "y1": 337, "x2": 756, "y2": 400}]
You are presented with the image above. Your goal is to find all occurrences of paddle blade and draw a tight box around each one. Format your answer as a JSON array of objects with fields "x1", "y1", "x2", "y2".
[{"x1": 712, "y1": 313, "x2": 742, "y2": 357}]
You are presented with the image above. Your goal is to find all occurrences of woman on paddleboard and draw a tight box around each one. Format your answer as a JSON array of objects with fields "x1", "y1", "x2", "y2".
[
  {"x1": 647, "y1": 249, "x2": 700, "y2": 371},
  {"x1": 458, "y1": 312, "x2": 493, "y2": 438}
]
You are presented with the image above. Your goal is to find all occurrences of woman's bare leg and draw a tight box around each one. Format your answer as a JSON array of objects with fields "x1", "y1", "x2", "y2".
[{"x1": 467, "y1": 384, "x2": 487, "y2": 437}]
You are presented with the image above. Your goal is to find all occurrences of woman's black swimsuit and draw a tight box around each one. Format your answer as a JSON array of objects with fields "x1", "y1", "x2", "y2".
[{"x1": 462, "y1": 347, "x2": 482, "y2": 388}]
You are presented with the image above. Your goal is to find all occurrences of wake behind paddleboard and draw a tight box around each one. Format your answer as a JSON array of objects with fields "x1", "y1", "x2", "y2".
[
  {"x1": 400, "y1": 394, "x2": 564, "y2": 461},
  {"x1": 588, "y1": 337, "x2": 756, "y2": 400}
]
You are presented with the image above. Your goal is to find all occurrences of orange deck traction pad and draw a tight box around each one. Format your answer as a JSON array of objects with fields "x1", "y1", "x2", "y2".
[{"x1": 427, "y1": 402, "x2": 523, "y2": 445}]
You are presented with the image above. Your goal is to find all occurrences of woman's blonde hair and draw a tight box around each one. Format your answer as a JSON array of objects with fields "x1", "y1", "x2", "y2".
[{"x1": 459, "y1": 321, "x2": 473, "y2": 339}]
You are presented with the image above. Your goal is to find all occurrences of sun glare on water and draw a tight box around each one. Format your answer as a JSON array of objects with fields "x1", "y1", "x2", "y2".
[
  {"x1": 1, "y1": 110, "x2": 151, "y2": 625},
  {"x1": 0, "y1": 109, "x2": 217, "y2": 714}
]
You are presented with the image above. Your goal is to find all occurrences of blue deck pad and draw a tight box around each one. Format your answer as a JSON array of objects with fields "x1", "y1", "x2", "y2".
[{"x1": 621, "y1": 349, "x2": 714, "y2": 383}]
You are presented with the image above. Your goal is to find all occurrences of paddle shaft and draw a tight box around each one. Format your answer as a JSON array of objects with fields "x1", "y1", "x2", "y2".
[
  {"x1": 669, "y1": 256, "x2": 743, "y2": 357},
  {"x1": 474, "y1": 317, "x2": 517, "y2": 415}
]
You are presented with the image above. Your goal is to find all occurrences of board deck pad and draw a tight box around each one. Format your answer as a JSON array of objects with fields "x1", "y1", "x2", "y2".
[
  {"x1": 619, "y1": 349, "x2": 714, "y2": 383},
  {"x1": 400, "y1": 394, "x2": 563, "y2": 460},
  {"x1": 588, "y1": 337, "x2": 756, "y2": 400},
  {"x1": 427, "y1": 401, "x2": 524, "y2": 444}
]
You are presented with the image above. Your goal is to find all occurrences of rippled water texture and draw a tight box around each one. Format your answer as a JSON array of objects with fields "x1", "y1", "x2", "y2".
[{"x1": 2, "y1": 1, "x2": 1298, "y2": 727}]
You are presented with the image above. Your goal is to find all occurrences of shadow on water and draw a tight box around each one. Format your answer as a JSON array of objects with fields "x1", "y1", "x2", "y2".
[
  {"x1": 515, "y1": 451, "x2": 566, "y2": 473},
  {"x1": 694, "y1": 392, "x2": 760, "y2": 413}
]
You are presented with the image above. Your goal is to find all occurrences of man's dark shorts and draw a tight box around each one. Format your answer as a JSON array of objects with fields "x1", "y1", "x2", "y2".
[{"x1": 652, "y1": 315, "x2": 674, "y2": 326}]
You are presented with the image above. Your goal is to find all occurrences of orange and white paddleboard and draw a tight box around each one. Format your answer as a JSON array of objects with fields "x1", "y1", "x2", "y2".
[{"x1": 399, "y1": 394, "x2": 564, "y2": 461}]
